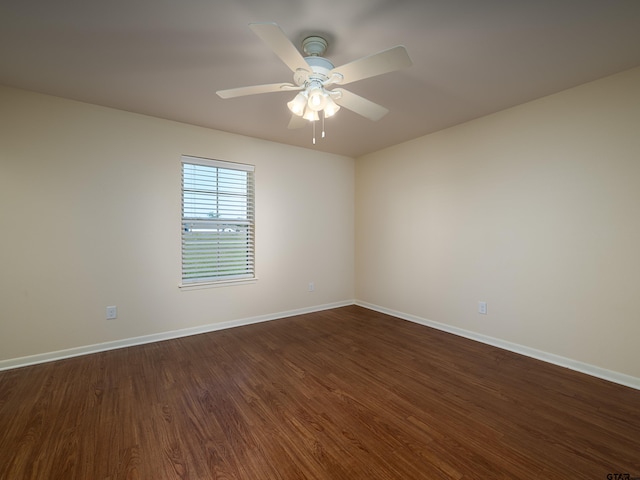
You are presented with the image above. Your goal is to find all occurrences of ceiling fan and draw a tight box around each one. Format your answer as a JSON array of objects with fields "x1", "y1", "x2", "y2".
[{"x1": 216, "y1": 22, "x2": 412, "y2": 139}]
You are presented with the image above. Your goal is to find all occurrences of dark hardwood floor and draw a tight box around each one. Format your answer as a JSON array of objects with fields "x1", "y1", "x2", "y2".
[{"x1": 1, "y1": 305, "x2": 639, "y2": 479}]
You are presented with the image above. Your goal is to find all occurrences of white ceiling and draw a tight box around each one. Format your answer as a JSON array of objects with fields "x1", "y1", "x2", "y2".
[{"x1": 2, "y1": 0, "x2": 640, "y2": 158}]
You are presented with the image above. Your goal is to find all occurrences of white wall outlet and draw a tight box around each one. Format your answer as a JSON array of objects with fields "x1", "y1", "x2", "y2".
[
  {"x1": 106, "y1": 306, "x2": 117, "y2": 320},
  {"x1": 308, "y1": 282, "x2": 315, "y2": 292},
  {"x1": 478, "y1": 301, "x2": 487, "y2": 315}
]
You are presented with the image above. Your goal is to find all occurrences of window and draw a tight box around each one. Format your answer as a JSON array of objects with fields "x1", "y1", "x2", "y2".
[{"x1": 181, "y1": 156, "x2": 255, "y2": 285}]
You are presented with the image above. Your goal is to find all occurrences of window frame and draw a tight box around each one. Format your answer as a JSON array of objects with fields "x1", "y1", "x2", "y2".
[{"x1": 180, "y1": 155, "x2": 256, "y2": 288}]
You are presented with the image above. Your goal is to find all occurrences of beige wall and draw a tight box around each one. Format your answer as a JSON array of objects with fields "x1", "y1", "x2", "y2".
[
  {"x1": 2, "y1": 66, "x2": 639, "y2": 382},
  {"x1": 0, "y1": 86, "x2": 354, "y2": 362},
  {"x1": 356, "y1": 67, "x2": 640, "y2": 379}
]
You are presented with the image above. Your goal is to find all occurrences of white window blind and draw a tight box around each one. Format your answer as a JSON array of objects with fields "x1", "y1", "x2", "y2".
[{"x1": 181, "y1": 156, "x2": 255, "y2": 284}]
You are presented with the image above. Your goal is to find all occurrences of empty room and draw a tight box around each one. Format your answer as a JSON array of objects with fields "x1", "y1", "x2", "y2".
[{"x1": 1, "y1": 1, "x2": 639, "y2": 479}]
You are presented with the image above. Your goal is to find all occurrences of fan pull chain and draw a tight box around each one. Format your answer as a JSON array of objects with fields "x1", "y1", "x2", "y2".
[{"x1": 311, "y1": 112, "x2": 328, "y2": 145}]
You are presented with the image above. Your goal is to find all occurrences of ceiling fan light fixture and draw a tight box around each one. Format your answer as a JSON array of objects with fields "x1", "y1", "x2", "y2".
[
  {"x1": 287, "y1": 91, "x2": 307, "y2": 116},
  {"x1": 216, "y1": 23, "x2": 412, "y2": 145}
]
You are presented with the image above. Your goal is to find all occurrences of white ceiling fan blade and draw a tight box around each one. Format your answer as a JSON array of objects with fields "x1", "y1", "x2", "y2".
[
  {"x1": 249, "y1": 22, "x2": 310, "y2": 74},
  {"x1": 217, "y1": 82, "x2": 300, "y2": 99},
  {"x1": 330, "y1": 46, "x2": 412, "y2": 85},
  {"x1": 288, "y1": 114, "x2": 307, "y2": 129},
  {"x1": 332, "y1": 88, "x2": 389, "y2": 121}
]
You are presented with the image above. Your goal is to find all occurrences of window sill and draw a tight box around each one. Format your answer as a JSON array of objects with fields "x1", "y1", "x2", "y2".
[{"x1": 179, "y1": 278, "x2": 258, "y2": 290}]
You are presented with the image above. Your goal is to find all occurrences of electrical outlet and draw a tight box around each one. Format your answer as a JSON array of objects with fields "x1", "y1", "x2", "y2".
[
  {"x1": 106, "y1": 306, "x2": 117, "y2": 320},
  {"x1": 308, "y1": 282, "x2": 315, "y2": 292},
  {"x1": 478, "y1": 301, "x2": 487, "y2": 315}
]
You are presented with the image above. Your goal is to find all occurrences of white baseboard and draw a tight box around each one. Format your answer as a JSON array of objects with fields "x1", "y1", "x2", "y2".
[
  {"x1": 5, "y1": 299, "x2": 638, "y2": 391},
  {"x1": 0, "y1": 300, "x2": 355, "y2": 372},
  {"x1": 355, "y1": 300, "x2": 640, "y2": 391}
]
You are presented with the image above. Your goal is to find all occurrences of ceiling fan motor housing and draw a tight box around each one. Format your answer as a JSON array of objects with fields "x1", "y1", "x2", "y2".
[{"x1": 294, "y1": 55, "x2": 334, "y2": 87}]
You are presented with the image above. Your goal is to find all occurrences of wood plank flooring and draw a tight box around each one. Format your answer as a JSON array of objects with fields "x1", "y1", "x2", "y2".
[{"x1": 1, "y1": 305, "x2": 639, "y2": 479}]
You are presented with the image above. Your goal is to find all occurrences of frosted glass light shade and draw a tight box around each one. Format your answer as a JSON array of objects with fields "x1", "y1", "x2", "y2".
[
  {"x1": 287, "y1": 92, "x2": 307, "y2": 116},
  {"x1": 323, "y1": 97, "x2": 341, "y2": 118},
  {"x1": 307, "y1": 85, "x2": 328, "y2": 112},
  {"x1": 303, "y1": 108, "x2": 320, "y2": 121}
]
